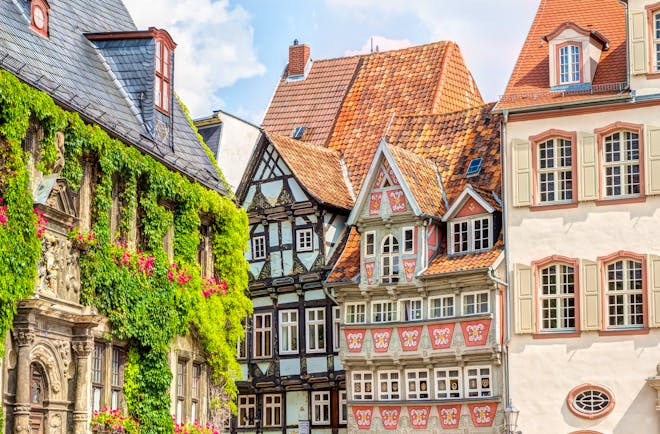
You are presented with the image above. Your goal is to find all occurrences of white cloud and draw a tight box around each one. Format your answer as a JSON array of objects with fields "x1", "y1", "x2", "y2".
[
  {"x1": 344, "y1": 36, "x2": 412, "y2": 56},
  {"x1": 123, "y1": 0, "x2": 266, "y2": 117}
]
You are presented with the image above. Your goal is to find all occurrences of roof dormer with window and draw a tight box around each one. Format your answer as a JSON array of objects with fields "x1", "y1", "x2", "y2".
[
  {"x1": 443, "y1": 185, "x2": 498, "y2": 256},
  {"x1": 30, "y1": 0, "x2": 50, "y2": 38},
  {"x1": 543, "y1": 22, "x2": 609, "y2": 90},
  {"x1": 152, "y1": 29, "x2": 176, "y2": 115}
]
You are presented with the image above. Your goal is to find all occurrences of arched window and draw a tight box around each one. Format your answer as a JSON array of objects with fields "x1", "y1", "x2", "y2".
[
  {"x1": 380, "y1": 235, "x2": 399, "y2": 284},
  {"x1": 602, "y1": 130, "x2": 640, "y2": 197},
  {"x1": 559, "y1": 44, "x2": 581, "y2": 84},
  {"x1": 605, "y1": 258, "x2": 644, "y2": 327},
  {"x1": 539, "y1": 263, "x2": 576, "y2": 331}
]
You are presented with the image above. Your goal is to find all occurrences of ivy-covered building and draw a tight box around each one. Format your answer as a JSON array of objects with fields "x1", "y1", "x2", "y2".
[
  {"x1": 234, "y1": 40, "x2": 484, "y2": 433},
  {"x1": 0, "y1": 1, "x2": 251, "y2": 433}
]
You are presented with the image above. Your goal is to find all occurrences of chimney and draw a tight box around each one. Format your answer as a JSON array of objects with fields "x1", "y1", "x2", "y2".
[{"x1": 288, "y1": 39, "x2": 310, "y2": 78}]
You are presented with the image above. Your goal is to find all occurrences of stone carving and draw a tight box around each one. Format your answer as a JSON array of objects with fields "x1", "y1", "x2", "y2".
[
  {"x1": 72, "y1": 341, "x2": 93, "y2": 357},
  {"x1": 49, "y1": 414, "x2": 62, "y2": 434},
  {"x1": 64, "y1": 247, "x2": 81, "y2": 300},
  {"x1": 50, "y1": 132, "x2": 66, "y2": 174},
  {"x1": 14, "y1": 330, "x2": 35, "y2": 347},
  {"x1": 31, "y1": 345, "x2": 62, "y2": 394},
  {"x1": 55, "y1": 340, "x2": 71, "y2": 374},
  {"x1": 37, "y1": 235, "x2": 80, "y2": 302},
  {"x1": 13, "y1": 405, "x2": 31, "y2": 414}
]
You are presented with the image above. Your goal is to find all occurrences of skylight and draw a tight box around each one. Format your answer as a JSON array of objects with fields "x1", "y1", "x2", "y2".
[
  {"x1": 291, "y1": 126, "x2": 306, "y2": 139},
  {"x1": 466, "y1": 158, "x2": 483, "y2": 177}
]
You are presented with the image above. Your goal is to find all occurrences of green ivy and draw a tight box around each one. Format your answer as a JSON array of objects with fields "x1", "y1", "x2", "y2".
[{"x1": 0, "y1": 69, "x2": 252, "y2": 433}]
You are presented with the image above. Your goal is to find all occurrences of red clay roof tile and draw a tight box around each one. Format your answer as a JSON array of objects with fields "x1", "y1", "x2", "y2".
[
  {"x1": 326, "y1": 227, "x2": 360, "y2": 284},
  {"x1": 423, "y1": 240, "x2": 503, "y2": 276}
]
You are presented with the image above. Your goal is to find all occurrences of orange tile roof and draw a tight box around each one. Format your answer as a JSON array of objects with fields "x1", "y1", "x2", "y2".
[
  {"x1": 328, "y1": 42, "x2": 484, "y2": 191},
  {"x1": 386, "y1": 144, "x2": 446, "y2": 216},
  {"x1": 267, "y1": 133, "x2": 354, "y2": 210},
  {"x1": 262, "y1": 56, "x2": 361, "y2": 147},
  {"x1": 496, "y1": 0, "x2": 627, "y2": 111},
  {"x1": 422, "y1": 241, "x2": 503, "y2": 276},
  {"x1": 326, "y1": 228, "x2": 360, "y2": 284},
  {"x1": 386, "y1": 104, "x2": 501, "y2": 204}
]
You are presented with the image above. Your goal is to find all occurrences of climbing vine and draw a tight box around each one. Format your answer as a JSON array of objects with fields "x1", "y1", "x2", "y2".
[{"x1": 0, "y1": 69, "x2": 252, "y2": 433}]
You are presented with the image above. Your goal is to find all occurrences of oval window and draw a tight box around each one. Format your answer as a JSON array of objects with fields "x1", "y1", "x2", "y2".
[{"x1": 567, "y1": 384, "x2": 615, "y2": 419}]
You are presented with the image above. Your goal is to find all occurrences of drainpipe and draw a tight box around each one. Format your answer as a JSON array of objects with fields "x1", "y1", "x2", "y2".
[{"x1": 620, "y1": 0, "x2": 632, "y2": 98}]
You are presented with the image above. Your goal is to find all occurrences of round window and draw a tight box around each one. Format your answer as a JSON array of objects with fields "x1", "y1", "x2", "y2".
[{"x1": 567, "y1": 384, "x2": 615, "y2": 419}]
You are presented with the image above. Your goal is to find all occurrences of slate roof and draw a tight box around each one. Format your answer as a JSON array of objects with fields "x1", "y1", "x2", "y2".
[
  {"x1": 267, "y1": 133, "x2": 354, "y2": 210},
  {"x1": 495, "y1": 0, "x2": 627, "y2": 111},
  {"x1": 0, "y1": 0, "x2": 226, "y2": 194},
  {"x1": 198, "y1": 123, "x2": 223, "y2": 157},
  {"x1": 326, "y1": 228, "x2": 360, "y2": 284},
  {"x1": 422, "y1": 241, "x2": 503, "y2": 277}
]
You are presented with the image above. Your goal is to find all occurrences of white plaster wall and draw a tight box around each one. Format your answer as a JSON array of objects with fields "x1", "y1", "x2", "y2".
[
  {"x1": 214, "y1": 113, "x2": 260, "y2": 192},
  {"x1": 505, "y1": 104, "x2": 660, "y2": 433}
]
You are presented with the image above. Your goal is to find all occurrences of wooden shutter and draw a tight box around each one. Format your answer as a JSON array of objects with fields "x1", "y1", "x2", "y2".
[
  {"x1": 649, "y1": 255, "x2": 660, "y2": 328},
  {"x1": 515, "y1": 264, "x2": 534, "y2": 334},
  {"x1": 631, "y1": 11, "x2": 648, "y2": 75},
  {"x1": 512, "y1": 139, "x2": 532, "y2": 207},
  {"x1": 578, "y1": 132, "x2": 598, "y2": 201},
  {"x1": 580, "y1": 260, "x2": 601, "y2": 330},
  {"x1": 646, "y1": 126, "x2": 660, "y2": 195}
]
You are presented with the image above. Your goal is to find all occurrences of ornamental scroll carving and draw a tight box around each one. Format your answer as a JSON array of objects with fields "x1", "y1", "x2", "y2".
[
  {"x1": 13, "y1": 330, "x2": 35, "y2": 347},
  {"x1": 72, "y1": 341, "x2": 93, "y2": 357},
  {"x1": 37, "y1": 234, "x2": 80, "y2": 302},
  {"x1": 31, "y1": 345, "x2": 62, "y2": 394}
]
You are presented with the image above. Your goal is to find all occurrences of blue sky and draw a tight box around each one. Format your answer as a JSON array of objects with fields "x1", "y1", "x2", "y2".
[{"x1": 124, "y1": 0, "x2": 540, "y2": 123}]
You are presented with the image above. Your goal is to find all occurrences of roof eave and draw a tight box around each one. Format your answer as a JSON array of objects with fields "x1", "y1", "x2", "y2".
[{"x1": 494, "y1": 92, "x2": 631, "y2": 115}]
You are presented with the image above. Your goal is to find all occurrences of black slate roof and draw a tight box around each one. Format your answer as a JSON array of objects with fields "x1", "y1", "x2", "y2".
[
  {"x1": 197, "y1": 123, "x2": 223, "y2": 157},
  {"x1": 0, "y1": 0, "x2": 226, "y2": 194}
]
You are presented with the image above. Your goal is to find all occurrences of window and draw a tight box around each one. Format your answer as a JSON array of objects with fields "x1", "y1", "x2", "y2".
[
  {"x1": 364, "y1": 232, "x2": 375, "y2": 256},
  {"x1": 466, "y1": 158, "x2": 483, "y2": 177},
  {"x1": 429, "y1": 295, "x2": 455, "y2": 319},
  {"x1": 379, "y1": 371, "x2": 400, "y2": 400},
  {"x1": 154, "y1": 39, "x2": 171, "y2": 113},
  {"x1": 306, "y1": 308, "x2": 325, "y2": 353},
  {"x1": 380, "y1": 235, "x2": 400, "y2": 283},
  {"x1": 537, "y1": 137, "x2": 573, "y2": 203},
  {"x1": 291, "y1": 126, "x2": 307, "y2": 139},
  {"x1": 296, "y1": 228, "x2": 313, "y2": 252},
  {"x1": 463, "y1": 291, "x2": 489, "y2": 315},
  {"x1": 251, "y1": 235, "x2": 266, "y2": 260},
  {"x1": 539, "y1": 264, "x2": 576, "y2": 330},
  {"x1": 333, "y1": 306, "x2": 341, "y2": 352},
  {"x1": 451, "y1": 216, "x2": 491, "y2": 254},
  {"x1": 352, "y1": 371, "x2": 373, "y2": 400},
  {"x1": 603, "y1": 131, "x2": 640, "y2": 198},
  {"x1": 237, "y1": 395, "x2": 256, "y2": 427},
  {"x1": 402, "y1": 227, "x2": 414, "y2": 253},
  {"x1": 279, "y1": 310, "x2": 298, "y2": 354},
  {"x1": 311, "y1": 391, "x2": 330, "y2": 425},
  {"x1": 345, "y1": 303, "x2": 366, "y2": 324},
  {"x1": 606, "y1": 259, "x2": 644, "y2": 328},
  {"x1": 558, "y1": 44, "x2": 581, "y2": 84},
  {"x1": 176, "y1": 359, "x2": 186, "y2": 423},
  {"x1": 92, "y1": 343, "x2": 104, "y2": 412},
  {"x1": 191, "y1": 364, "x2": 201, "y2": 421},
  {"x1": 339, "y1": 390, "x2": 348, "y2": 424},
  {"x1": 435, "y1": 368, "x2": 462, "y2": 399},
  {"x1": 402, "y1": 298, "x2": 422, "y2": 321},
  {"x1": 567, "y1": 384, "x2": 615, "y2": 419},
  {"x1": 30, "y1": 0, "x2": 49, "y2": 38},
  {"x1": 406, "y1": 370, "x2": 429, "y2": 400},
  {"x1": 111, "y1": 348, "x2": 125, "y2": 409},
  {"x1": 372, "y1": 300, "x2": 397, "y2": 323},
  {"x1": 237, "y1": 317, "x2": 248, "y2": 359},
  {"x1": 465, "y1": 366, "x2": 492, "y2": 397},
  {"x1": 253, "y1": 312, "x2": 272, "y2": 358},
  {"x1": 654, "y1": 11, "x2": 660, "y2": 71},
  {"x1": 263, "y1": 394, "x2": 282, "y2": 427}
]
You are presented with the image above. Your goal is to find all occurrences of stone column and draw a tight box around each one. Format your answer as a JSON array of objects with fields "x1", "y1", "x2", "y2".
[
  {"x1": 12, "y1": 329, "x2": 34, "y2": 434},
  {"x1": 72, "y1": 340, "x2": 94, "y2": 434}
]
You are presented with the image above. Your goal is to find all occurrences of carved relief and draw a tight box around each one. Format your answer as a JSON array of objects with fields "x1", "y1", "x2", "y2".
[
  {"x1": 54, "y1": 340, "x2": 71, "y2": 375},
  {"x1": 30, "y1": 345, "x2": 62, "y2": 394},
  {"x1": 49, "y1": 414, "x2": 62, "y2": 434},
  {"x1": 72, "y1": 341, "x2": 93, "y2": 357},
  {"x1": 36, "y1": 235, "x2": 80, "y2": 302},
  {"x1": 13, "y1": 330, "x2": 35, "y2": 347}
]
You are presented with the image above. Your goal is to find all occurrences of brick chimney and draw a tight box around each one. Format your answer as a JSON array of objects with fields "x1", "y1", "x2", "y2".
[{"x1": 288, "y1": 39, "x2": 310, "y2": 78}]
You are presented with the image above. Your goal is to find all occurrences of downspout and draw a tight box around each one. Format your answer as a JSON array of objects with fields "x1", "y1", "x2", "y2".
[{"x1": 620, "y1": 0, "x2": 632, "y2": 98}]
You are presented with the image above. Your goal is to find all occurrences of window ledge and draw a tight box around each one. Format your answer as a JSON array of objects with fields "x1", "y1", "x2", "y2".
[
  {"x1": 598, "y1": 328, "x2": 649, "y2": 336},
  {"x1": 532, "y1": 331, "x2": 581, "y2": 339},
  {"x1": 530, "y1": 202, "x2": 578, "y2": 212},
  {"x1": 645, "y1": 72, "x2": 660, "y2": 79},
  {"x1": 595, "y1": 196, "x2": 646, "y2": 206},
  {"x1": 550, "y1": 83, "x2": 591, "y2": 92}
]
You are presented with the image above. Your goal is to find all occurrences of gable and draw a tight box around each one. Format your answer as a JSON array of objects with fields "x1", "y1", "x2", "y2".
[{"x1": 455, "y1": 197, "x2": 488, "y2": 218}]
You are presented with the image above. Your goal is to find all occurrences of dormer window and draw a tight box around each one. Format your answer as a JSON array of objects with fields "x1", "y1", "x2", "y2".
[
  {"x1": 558, "y1": 44, "x2": 581, "y2": 84},
  {"x1": 449, "y1": 215, "x2": 491, "y2": 255},
  {"x1": 30, "y1": 0, "x2": 49, "y2": 38},
  {"x1": 155, "y1": 39, "x2": 171, "y2": 114}
]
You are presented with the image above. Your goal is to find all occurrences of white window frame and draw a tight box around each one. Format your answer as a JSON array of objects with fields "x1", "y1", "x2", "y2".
[
  {"x1": 345, "y1": 302, "x2": 366, "y2": 324},
  {"x1": 539, "y1": 263, "x2": 576, "y2": 331},
  {"x1": 449, "y1": 215, "x2": 492, "y2": 254},
  {"x1": 263, "y1": 394, "x2": 282, "y2": 427},
  {"x1": 537, "y1": 137, "x2": 573, "y2": 203},
  {"x1": 306, "y1": 307, "x2": 325, "y2": 353},
  {"x1": 655, "y1": 11, "x2": 660, "y2": 72},
  {"x1": 237, "y1": 395, "x2": 256, "y2": 428},
  {"x1": 253, "y1": 312, "x2": 272, "y2": 358},
  {"x1": 401, "y1": 298, "x2": 423, "y2": 321},
  {"x1": 405, "y1": 369, "x2": 429, "y2": 400},
  {"x1": 351, "y1": 371, "x2": 374, "y2": 400},
  {"x1": 380, "y1": 234, "x2": 400, "y2": 284},
  {"x1": 364, "y1": 231, "x2": 375, "y2": 257},
  {"x1": 462, "y1": 291, "x2": 489, "y2": 316},
  {"x1": 311, "y1": 391, "x2": 331, "y2": 425},
  {"x1": 339, "y1": 390, "x2": 348, "y2": 424},
  {"x1": 435, "y1": 368, "x2": 462, "y2": 399},
  {"x1": 333, "y1": 306, "x2": 341, "y2": 352},
  {"x1": 251, "y1": 235, "x2": 266, "y2": 260},
  {"x1": 429, "y1": 295, "x2": 455, "y2": 319},
  {"x1": 378, "y1": 370, "x2": 401, "y2": 400},
  {"x1": 558, "y1": 43, "x2": 581, "y2": 84},
  {"x1": 296, "y1": 228, "x2": 313, "y2": 252},
  {"x1": 402, "y1": 227, "x2": 414, "y2": 254},
  {"x1": 371, "y1": 300, "x2": 397, "y2": 323},
  {"x1": 603, "y1": 130, "x2": 641, "y2": 198},
  {"x1": 465, "y1": 366, "x2": 492, "y2": 398},
  {"x1": 279, "y1": 310, "x2": 298, "y2": 355},
  {"x1": 605, "y1": 259, "x2": 644, "y2": 328}
]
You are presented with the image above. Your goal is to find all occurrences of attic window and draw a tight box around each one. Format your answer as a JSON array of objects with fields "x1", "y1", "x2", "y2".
[
  {"x1": 559, "y1": 44, "x2": 581, "y2": 84},
  {"x1": 30, "y1": 0, "x2": 49, "y2": 38},
  {"x1": 466, "y1": 158, "x2": 483, "y2": 177},
  {"x1": 155, "y1": 39, "x2": 171, "y2": 114},
  {"x1": 291, "y1": 126, "x2": 306, "y2": 139}
]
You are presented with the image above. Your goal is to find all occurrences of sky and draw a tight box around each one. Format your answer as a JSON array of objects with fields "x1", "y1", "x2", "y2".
[{"x1": 123, "y1": 0, "x2": 540, "y2": 123}]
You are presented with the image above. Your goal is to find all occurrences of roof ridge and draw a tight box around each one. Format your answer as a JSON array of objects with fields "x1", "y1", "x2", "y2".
[
  {"x1": 306, "y1": 40, "x2": 450, "y2": 64},
  {"x1": 265, "y1": 132, "x2": 342, "y2": 156},
  {"x1": 393, "y1": 102, "x2": 495, "y2": 120}
]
